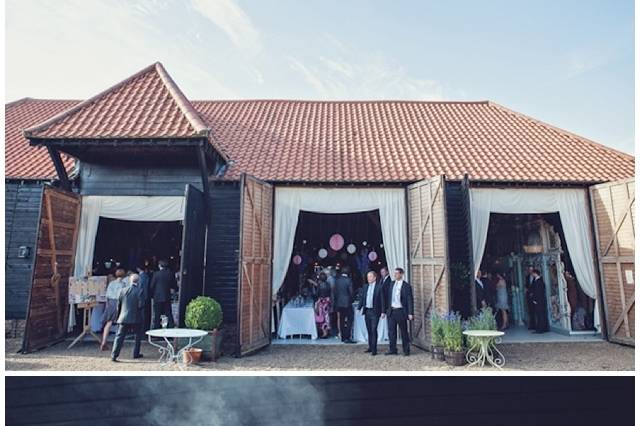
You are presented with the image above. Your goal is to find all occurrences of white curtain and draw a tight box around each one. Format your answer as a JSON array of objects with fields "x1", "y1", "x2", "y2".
[
  {"x1": 272, "y1": 187, "x2": 407, "y2": 297},
  {"x1": 73, "y1": 196, "x2": 186, "y2": 278},
  {"x1": 469, "y1": 187, "x2": 601, "y2": 330},
  {"x1": 69, "y1": 195, "x2": 185, "y2": 331}
]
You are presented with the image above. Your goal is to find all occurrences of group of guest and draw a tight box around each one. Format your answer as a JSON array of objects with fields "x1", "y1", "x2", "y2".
[
  {"x1": 304, "y1": 265, "x2": 415, "y2": 356},
  {"x1": 475, "y1": 266, "x2": 549, "y2": 333},
  {"x1": 99, "y1": 259, "x2": 178, "y2": 361}
]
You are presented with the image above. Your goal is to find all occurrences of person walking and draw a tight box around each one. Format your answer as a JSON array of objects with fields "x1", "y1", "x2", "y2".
[
  {"x1": 334, "y1": 266, "x2": 355, "y2": 343},
  {"x1": 111, "y1": 274, "x2": 143, "y2": 361},
  {"x1": 150, "y1": 260, "x2": 178, "y2": 329},
  {"x1": 358, "y1": 270, "x2": 386, "y2": 355},
  {"x1": 385, "y1": 267, "x2": 414, "y2": 356},
  {"x1": 100, "y1": 268, "x2": 127, "y2": 351}
]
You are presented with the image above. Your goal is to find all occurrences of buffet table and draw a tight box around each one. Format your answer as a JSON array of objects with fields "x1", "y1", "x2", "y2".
[{"x1": 277, "y1": 302, "x2": 318, "y2": 340}]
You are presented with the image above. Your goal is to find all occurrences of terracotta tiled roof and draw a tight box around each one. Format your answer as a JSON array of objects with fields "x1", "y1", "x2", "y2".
[
  {"x1": 23, "y1": 62, "x2": 210, "y2": 140},
  {"x1": 7, "y1": 63, "x2": 634, "y2": 183},
  {"x1": 5, "y1": 98, "x2": 80, "y2": 179},
  {"x1": 193, "y1": 100, "x2": 634, "y2": 183}
]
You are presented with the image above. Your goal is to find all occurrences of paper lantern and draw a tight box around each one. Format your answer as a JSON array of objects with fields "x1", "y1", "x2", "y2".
[
  {"x1": 380, "y1": 243, "x2": 384, "y2": 248},
  {"x1": 292, "y1": 255, "x2": 302, "y2": 265},
  {"x1": 368, "y1": 251, "x2": 378, "y2": 262},
  {"x1": 329, "y1": 234, "x2": 345, "y2": 251},
  {"x1": 346, "y1": 244, "x2": 356, "y2": 254},
  {"x1": 318, "y1": 248, "x2": 328, "y2": 259},
  {"x1": 302, "y1": 239, "x2": 307, "y2": 244},
  {"x1": 362, "y1": 241, "x2": 367, "y2": 246}
]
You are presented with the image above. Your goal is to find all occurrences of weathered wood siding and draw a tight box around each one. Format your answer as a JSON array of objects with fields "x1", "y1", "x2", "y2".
[
  {"x1": 204, "y1": 181, "x2": 241, "y2": 323},
  {"x1": 590, "y1": 178, "x2": 635, "y2": 346},
  {"x1": 79, "y1": 162, "x2": 202, "y2": 196},
  {"x1": 5, "y1": 181, "x2": 45, "y2": 319}
]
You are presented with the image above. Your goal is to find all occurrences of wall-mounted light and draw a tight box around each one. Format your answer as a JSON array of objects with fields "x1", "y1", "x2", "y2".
[{"x1": 18, "y1": 246, "x2": 31, "y2": 259}]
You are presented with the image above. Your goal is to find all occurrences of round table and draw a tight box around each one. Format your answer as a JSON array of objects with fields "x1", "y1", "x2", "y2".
[
  {"x1": 277, "y1": 302, "x2": 318, "y2": 340},
  {"x1": 463, "y1": 330, "x2": 506, "y2": 369},
  {"x1": 146, "y1": 328, "x2": 208, "y2": 368}
]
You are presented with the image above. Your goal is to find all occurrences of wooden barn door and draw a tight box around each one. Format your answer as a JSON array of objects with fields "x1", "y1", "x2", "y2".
[
  {"x1": 407, "y1": 175, "x2": 451, "y2": 350},
  {"x1": 178, "y1": 184, "x2": 208, "y2": 326},
  {"x1": 22, "y1": 186, "x2": 81, "y2": 353},
  {"x1": 236, "y1": 174, "x2": 274, "y2": 356},
  {"x1": 590, "y1": 178, "x2": 635, "y2": 346}
]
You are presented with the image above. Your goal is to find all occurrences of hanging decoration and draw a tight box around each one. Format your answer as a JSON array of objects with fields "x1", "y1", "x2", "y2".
[
  {"x1": 346, "y1": 244, "x2": 357, "y2": 254},
  {"x1": 302, "y1": 239, "x2": 307, "y2": 245},
  {"x1": 318, "y1": 248, "x2": 328, "y2": 259},
  {"x1": 329, "y1": 234, "x2": 345, "y2": 251},
  {"x1": 292, "y1": 255, "x2": 302, "y2": 265},
  {"x1": 380, "y1": 243, "x2": 384, "y2": 248},
  {"x1": 362, "y1": 241, "x2": 368, "y2": 246},
  {"x1": 368, "y1": 251, "x2": 378, "y2": 262}
]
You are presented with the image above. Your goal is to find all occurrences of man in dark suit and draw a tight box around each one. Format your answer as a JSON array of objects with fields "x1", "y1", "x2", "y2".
[
  {"x1": 385, "y1": 267, "x2": 414, "y2": 356},
  {"x1": 111, "y1": 274, "x2": 143, "y2": 361},
  {"x1": 379, "y1": 266, "x2": 392, "y2": 301},
  {"x1": 358, "y1": 270, "x2": 386, "y2": 355},
  {"x1": 525, "y1": 266, "x2": 537, "y2": 330},
  {"x1": 334, "y1": 266, "x2": 355, "y2": 343},
  {"x1": 531, "y1": 269, "x2": 549, "y2": 333},
  {"x1": 150, "y1": 259, "x2": 178, "y2": 329},
  {"x1": 136, "y1": 263, "x2": 152, "y2": 331}
]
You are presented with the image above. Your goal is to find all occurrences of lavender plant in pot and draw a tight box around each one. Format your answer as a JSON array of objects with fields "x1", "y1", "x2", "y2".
[
  {"x1": 442, "y1": 311, "x2": 466, "y2": 366},
  {"x1": 185, "y1": 296, "x2": 224, "y2": 362},
  {"x1": 431, "y1": 313, "x2": 445, "y2": 361}
]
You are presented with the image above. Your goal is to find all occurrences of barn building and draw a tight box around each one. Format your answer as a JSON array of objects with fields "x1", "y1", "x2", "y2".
[{"x1": 4, "y1": 62, "x2": 635, "y2": 355}]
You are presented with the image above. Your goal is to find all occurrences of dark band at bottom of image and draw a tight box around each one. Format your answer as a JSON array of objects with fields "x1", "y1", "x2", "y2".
[{"x1": 5, "y1": 376, "x2": 633, "y2": 426}]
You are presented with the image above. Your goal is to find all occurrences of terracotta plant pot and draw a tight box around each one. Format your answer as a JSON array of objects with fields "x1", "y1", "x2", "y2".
[
  {"x1": 182, "y1": 347, "x2": 203, "y2": 364},
  {"x1": 432, "y1": 345, "x2": 445, "y2": 361},
  {"x1": 444, "y1": 350, "x2": 466, "y2": 366}
]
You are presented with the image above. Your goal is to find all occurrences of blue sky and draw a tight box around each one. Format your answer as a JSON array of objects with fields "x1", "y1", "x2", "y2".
[{"x1": 5, "y1": 0, "x2": 634, "y2": 153}]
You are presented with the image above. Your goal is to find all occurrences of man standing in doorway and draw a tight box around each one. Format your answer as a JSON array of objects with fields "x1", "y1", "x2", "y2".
[
  {"x1": 136, "y1": 262, "x2": 152, "y2": 332},
  {"x1": 334, "y1": 266, "x2": 355, "y2": 343},
  {"x1": 358, "y1": 270, "x2": 386, "y2": 355},
  {"x1": 386, "y1": 267, "x2": 414, "y2": 356},
  {"x1": 379, "y1": 266, "x2": 392, "y2": 301},
  {"x1": 525, "y1": 265, "x2": 537, "y2": 330},
  {"x1": 150, "y1": 259, "x2": 178, "y2": 329},
  {"x1": 531, "y1": 268, "x2": 549, "y2": 333},
  {"x1": 111, "y1": 274, "x2": 143, "y2": 361}
]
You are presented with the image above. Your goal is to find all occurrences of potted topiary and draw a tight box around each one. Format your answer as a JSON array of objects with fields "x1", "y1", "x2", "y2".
[
  {"x1": 431, "y1": 313, "x2": 445, "y2": 361},
  {"x1": 442, "y1": 311, "x2": 466, "y2": 366},
  {"x1": 185, "y1": 296, "x2": 224, "y2": 362}
]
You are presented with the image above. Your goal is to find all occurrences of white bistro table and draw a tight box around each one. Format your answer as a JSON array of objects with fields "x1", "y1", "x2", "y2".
[
  {"x1": 463, "y1": 330, "x2": 505, "y2": 369},
  {"x1": 278, "y1": 302, "x2": 318, "y2": 340},
  {"x1": 352, "y1": 306, "x2": 389, "y2": 343},
  {"x1": 146, "y1": 328, "x2": 208, "y2": 367}
]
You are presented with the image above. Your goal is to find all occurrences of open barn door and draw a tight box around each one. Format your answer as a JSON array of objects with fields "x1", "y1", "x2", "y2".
[
  {"x1": 236, "y1": 174, "x2": 274, "y2": 356},
  {"x1": 178, "y1": 184, "x2": 207, "y2": 327},
  {"x1": 22, "y1": 186, "x2": 81, "y2": 353},
  {"x1": 590, "y1": 178, "x2": 635, "y2": 346},
  {"x1": 407, "y1": 175, "x2": 451, "y2": 350}
]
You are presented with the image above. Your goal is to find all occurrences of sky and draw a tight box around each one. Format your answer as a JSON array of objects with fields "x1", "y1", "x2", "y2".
[{"x1": 5, "y1": 0, "x2": 635, "y2": 153}]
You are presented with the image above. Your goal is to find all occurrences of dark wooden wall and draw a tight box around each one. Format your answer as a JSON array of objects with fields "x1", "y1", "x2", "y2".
[
  {"x1": 4, "y1": 180, "x2": 44, "y2": 319},
  {"x1": 79, "y1": 162, "x2": 202, "y2": 196},
  {"x1": 445, "y1": 180, "x2": 473, "y2": 316},
  {"x1": 205, "y1": 181, "x2": 241, "y2": 324}
]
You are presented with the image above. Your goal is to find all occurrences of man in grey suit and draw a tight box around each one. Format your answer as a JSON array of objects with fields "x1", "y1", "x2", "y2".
[
  {"x1": 111, "y1": 274, "x2": 144, "y2": 362},
  {"x1": 334, "y1": 266, "x2": 355, "y2": 343}
]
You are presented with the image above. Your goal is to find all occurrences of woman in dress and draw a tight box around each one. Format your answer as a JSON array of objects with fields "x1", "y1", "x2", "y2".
[
  {"x1": 100, "y1": 268, "x2": 127, "y2": 351},
  {"x1": 312, "y1": 272, "x2": 332, "y2": 338},
  {"x1": 495, "y1": 272, "x2": 510, "y2": 330}
]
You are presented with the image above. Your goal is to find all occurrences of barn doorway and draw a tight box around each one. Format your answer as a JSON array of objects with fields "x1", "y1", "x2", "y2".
[
  {"x1": 91, "y1": 218, "x2": 183, "y2": 274},
  {"x1": 478, "y1": 213, "x2": 599, "y2": 341},
  {"x1": 275, "y1": 209, "x2": 388, "y2": 344}
]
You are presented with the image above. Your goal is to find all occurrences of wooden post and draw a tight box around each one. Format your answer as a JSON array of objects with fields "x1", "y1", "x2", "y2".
[{"x1": 47, "y1": 147, "x2": 71, "y2": 191}]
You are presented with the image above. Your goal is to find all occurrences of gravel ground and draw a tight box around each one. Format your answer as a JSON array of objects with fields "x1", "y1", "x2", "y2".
[{"x1": 5, "y1": 338, "x2": 634, "y2": 371}]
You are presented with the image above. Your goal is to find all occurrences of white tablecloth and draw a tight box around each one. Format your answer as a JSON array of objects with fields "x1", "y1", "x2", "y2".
[
  {"x1": 278, "y1": 303, "x2": 318, "y2": 339},
  {"x1": 352, "y1": 306, "x2": 389, "y2": 343}
]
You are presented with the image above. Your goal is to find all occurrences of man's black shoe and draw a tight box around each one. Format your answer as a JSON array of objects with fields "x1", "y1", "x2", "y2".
[
  {"x1": 403, "y1": 352, "x2": 410, "y2": 357},
  {"x1": 371, "y1": 352, "x2": 377, "y2": 356},
  {"x1": 385, "y1": 351, "x2": 398, "y2": 356},
  {"x1": 111, "y1": 358, "x2": 119, "y2": 362},
  {"x1": 133, "y1": 354, "x2": 144, "y2": 359},
  {"x1": 364, "y1": 349, "x2": 372, "y2": 353}
]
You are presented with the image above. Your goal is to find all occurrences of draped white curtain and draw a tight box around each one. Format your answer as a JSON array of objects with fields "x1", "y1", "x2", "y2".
[
  {"x1": 469, "y1": 187, "x2": 600, "y2": 330},
  {"x1": 73, "y1": 196, "x2": 186, "y2": 278},
  {"x1": 272, "y1": 187, "x2": 407, "y2": 297}
]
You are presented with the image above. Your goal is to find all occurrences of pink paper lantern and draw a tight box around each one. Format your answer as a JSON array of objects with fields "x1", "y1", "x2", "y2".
[
  {"x1": 329, "y1": 233, "x2": 345, "y2": 251},
  {"x1": 292, "y1": 255, "x2": 302, "y2": 265},
  {"x1": 368, "y1": 251, "x2": 378, "y2": 262}
]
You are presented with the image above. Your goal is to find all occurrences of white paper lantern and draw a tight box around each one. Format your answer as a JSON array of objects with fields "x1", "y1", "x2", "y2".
[
  {"x1": 318, "y1": 248, "x2": 328, "y2": 259},
  {"x1": 346, "y1": 244, "x2": 356, "y2": 254}
]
